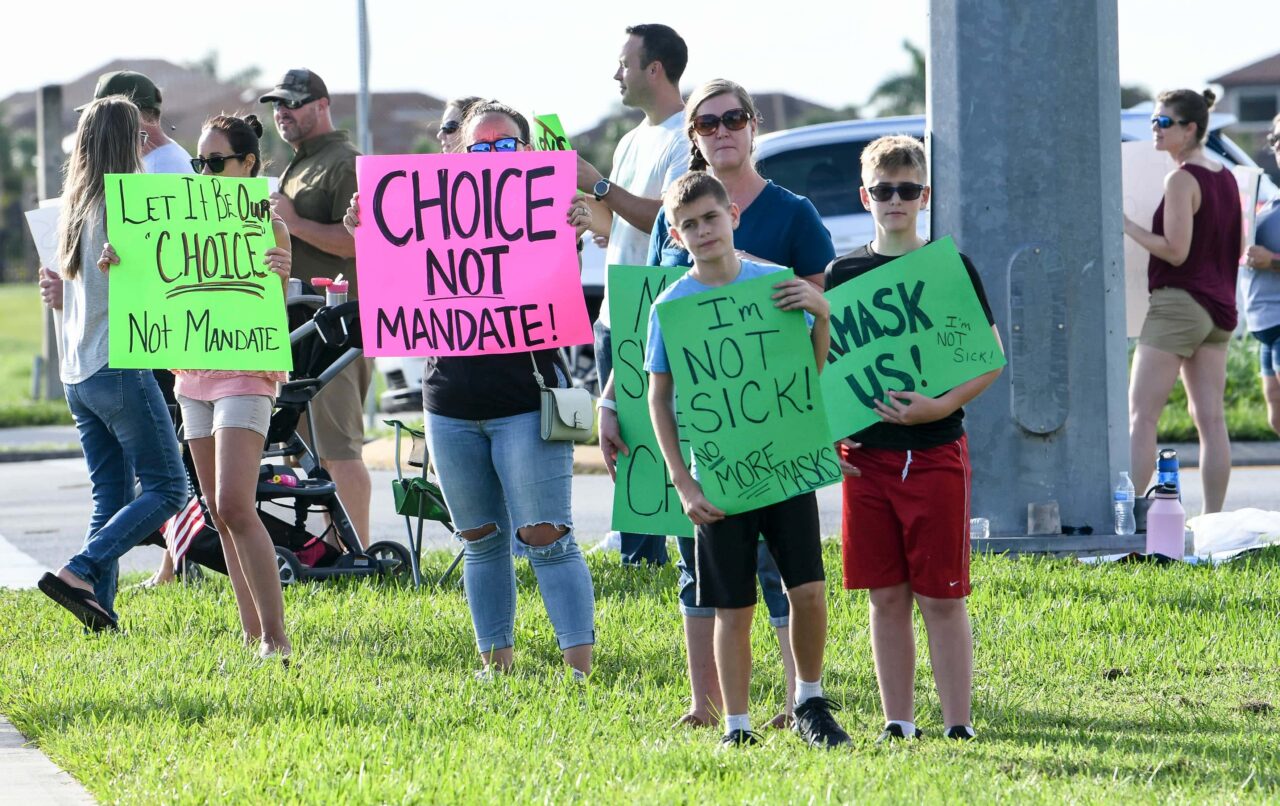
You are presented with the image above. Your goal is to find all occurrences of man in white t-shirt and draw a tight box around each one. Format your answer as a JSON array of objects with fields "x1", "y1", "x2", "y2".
[
  {"x1": 577, "y1": 24, "x2": 691, "y2": 566},
  {"x1": 76, "y1": 70, "x2": 195, "y2": 176}
]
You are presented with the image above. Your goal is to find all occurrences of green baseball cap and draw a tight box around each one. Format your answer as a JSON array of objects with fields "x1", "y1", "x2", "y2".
[
  {"x1": 259, "y1": 69, "x2": 330, "y2": 106},
  {"x1": 77, "y1": 70, "x2": 162, "y2": 113}
]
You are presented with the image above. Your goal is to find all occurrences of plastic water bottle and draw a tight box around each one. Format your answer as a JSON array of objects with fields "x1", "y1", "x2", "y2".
[
  {"x1": 1113, "y1": 471, "x2": 1136, "y2": 535},
  {"x1": 1145, "y1": 484, "x2": 1185, "y2": 558},
  {"x1": 1157, "y1": 448, "x2": 1179, "y2": 493}
]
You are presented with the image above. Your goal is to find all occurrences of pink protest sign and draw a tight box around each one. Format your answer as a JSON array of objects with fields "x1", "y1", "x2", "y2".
[{"x1": 355, "y1": 150, "x2": 593, "y2": 356}]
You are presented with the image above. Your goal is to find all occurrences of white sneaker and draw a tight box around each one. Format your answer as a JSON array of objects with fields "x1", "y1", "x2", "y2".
[{"x1": 588, "y1": 531, "x2": 622, "y2": 553}]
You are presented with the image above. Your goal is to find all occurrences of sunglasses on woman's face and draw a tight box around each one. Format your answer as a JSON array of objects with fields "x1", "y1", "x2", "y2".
[
  {"x1": 1267, "y1": 132, "x2": 1280, "y2": 148},
  {"x1": 691, "y1": 108, "x2": 753, "y2": 137},
  {"x1": 1150, "y1": 115, "x2": 1190, "y2": 129},
  {"x1": 437, "y1": 120, "x2": 461, "y2": 139},
  {"x1": 191, "y1": 153, "x2": 247, "y2": 174},
  {"x1": 866, "y1": 183, "x2": 925, "y2": 202},
  {"x1": 466, "y1": 137, "x2": 527, "y2": 153}
]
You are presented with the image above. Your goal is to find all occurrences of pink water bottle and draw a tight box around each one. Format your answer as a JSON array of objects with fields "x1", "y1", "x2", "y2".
[{"x1": 1145, "y1": 484, "x2": 1185, "y2": 558}]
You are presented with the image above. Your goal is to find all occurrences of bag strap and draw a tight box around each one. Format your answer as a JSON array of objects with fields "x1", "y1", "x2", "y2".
[
  {"x1": 530, "y1": 350, "x2": 574, "y2": 391},
  {"x1": 529, "y1": 352, "x2": 548, "y2": 390}
]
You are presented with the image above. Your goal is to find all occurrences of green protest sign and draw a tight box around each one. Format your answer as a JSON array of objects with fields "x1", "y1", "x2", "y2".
[
  {"x1": 822, "y1": 236, "x2": 1005, "y2": 440},
  {"x1": 532, "y1": 114, "x2": 573, "y2": 152},
  {"x1": 104, "y1": 173, "x2": 291, "y2": 371},
  {"x1": 608, "y1": 265, "x2": 694, "y2": 537},
  {"x1": 655, "y1": 268, "x2": 841, "y2": 515}
]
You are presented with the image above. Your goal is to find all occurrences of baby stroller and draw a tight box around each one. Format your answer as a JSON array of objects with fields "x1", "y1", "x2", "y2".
[{"x1": 146, "y1": 293, "x2": 412, "y2": 585}]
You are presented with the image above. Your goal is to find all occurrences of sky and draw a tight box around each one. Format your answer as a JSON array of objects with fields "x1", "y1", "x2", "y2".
[{"x1": 3, "y1": 1, "x2": 1275, "y2": 131}]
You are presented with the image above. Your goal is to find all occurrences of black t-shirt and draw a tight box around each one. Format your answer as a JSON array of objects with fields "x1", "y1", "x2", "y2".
[
  {"x1": 824, "y1": 243, "x2": 996, "y2": 451},
  {"x1": 424, "y1": 350, "x2": 564, "y2": 420}
]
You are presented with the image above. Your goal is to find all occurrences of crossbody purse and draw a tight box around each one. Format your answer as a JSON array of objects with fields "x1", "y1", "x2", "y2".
[{"x1": 530, "y1": 353, "x2": 595, "y2": 443}]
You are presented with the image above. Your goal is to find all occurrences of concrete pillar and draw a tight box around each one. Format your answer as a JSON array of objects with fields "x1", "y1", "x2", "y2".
[
  {"x1": 36, "y1": 84, "x2": 64, "y2": 401},
  {"x1": 928, "y1": 0, "x2": 1130, "y2": 536}
]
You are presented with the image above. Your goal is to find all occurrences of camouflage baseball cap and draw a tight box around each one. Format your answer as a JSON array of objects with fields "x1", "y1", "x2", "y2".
[
  {"x1": 76, "y1": 70, "x2": 162, "y2": 113},
  {"x1": 259, "y1": 69, "x2": 330, "y2": 105}
]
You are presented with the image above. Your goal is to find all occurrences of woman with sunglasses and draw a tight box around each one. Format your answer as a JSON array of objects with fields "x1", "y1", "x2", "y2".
[
  {"x1": 345, "y1": 101, "x2": 596, "y2": 678},
  {"x1": 609, "y1": 78, "x2": 834, "y2": 729},
  {"x1": 102, "y1": 113, "x2": 294, "y2": 658},
  {"x1": 1243, "y1": 114, "x2": 1280, "y2": 438},
  {"x1": 1123, "y1": 89, "x2": 1242, "y2": 513},
  {"x1": 436, "y1": 96, "x2": 484, "y2": 153},
  {"x1": 185, "y1": 114, "x2": 294, "y2": 659},
  {"x1": 37, "y1": 96, "x2": 188, "y2": 632}
]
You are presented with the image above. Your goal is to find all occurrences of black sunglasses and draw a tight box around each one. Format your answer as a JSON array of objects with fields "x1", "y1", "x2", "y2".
[
  {"x1": 272, "y1": 98, "x2": 313, "y2": 111},
  {"x1": 1150, "y1": 115, "x2": 1190, "y2": 130},
  {"x1": 191, "y1": 153, "x2": 248, "y2": 174},
  {"x1": 437, "y1": 120, "x2": 461, "y2": 139},
  {"x1": 691, "y1": 108, "x2": 753, "y2": 137},
  {"x1": 466, "y1": 137, "x2": 527, "y2": 153},
  {"x1": 1267, "y1": 132, "x2": 1280, "y2": 147},
  {"x1": 866, "y1": 183, "x2": 925, "y2": 202}
]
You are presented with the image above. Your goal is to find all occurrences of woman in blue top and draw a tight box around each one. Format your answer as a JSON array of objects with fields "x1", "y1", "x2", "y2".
[
  {"x1": 1243, "y1": 113, "x2": 1280, "y2": 438},
  {"x1": 603, "y1": 78, "x2": 835, "y2": 730}
]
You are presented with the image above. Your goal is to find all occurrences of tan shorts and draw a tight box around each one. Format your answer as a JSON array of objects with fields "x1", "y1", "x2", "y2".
[
  {"x1": 297, "y1": 357, "x2": 373, "y2": 461},
  {"x1": 178, "y1": 394, "x2": 273, "y2": 439},
  {"x1": 1138, "y1": 288, "x2": 1231, "y2": 358}
]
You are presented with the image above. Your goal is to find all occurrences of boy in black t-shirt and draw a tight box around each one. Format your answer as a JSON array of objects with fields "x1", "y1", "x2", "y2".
[{"x1": 825, "y1": 136, "x2": 1004, "y2": 742}]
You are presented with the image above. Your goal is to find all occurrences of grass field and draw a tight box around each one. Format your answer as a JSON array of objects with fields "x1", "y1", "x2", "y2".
[
  {"x1": 2, "y1": 544, "x2": 1278, "y2": 804},
  {"x1": 0, "y1": 283, "x2": 72, "y2": 426}
]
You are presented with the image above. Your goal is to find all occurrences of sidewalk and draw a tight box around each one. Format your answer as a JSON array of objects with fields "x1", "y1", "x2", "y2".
[{"x1": 0, "y1": 717, "x2": 95, "y2": 805}]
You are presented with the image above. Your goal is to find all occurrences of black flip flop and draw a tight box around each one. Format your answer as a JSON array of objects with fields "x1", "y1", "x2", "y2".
[{"x1": 38, "y1": 572, "x2": 118, "y2": 632}]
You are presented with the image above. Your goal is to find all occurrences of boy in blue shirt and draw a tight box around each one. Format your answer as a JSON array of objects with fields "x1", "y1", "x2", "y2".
[{"x1": 646, "y1": 171, "x2": 849, "y2": 748}]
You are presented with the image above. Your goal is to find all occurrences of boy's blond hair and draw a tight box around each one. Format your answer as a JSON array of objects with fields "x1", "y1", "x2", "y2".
[
  {"x1": 663, "y1": 170, "x2": 731, "y2": 222},
  {"x1": 860, "y1": 134, "x2": 928, "y2": 185}
]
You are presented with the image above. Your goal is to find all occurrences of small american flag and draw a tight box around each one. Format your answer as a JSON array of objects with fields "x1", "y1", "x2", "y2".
[{"x1": 162, "y1": 496, "x2": 206, "y2": 564}]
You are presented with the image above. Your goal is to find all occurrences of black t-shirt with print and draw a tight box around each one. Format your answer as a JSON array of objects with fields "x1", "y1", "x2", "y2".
[
  {"x1": 424, "y1": 350, "x2": 563, "y2": 420},
  {"x1": 824, "y1": 243, "x2": 996, "y2": 451}
]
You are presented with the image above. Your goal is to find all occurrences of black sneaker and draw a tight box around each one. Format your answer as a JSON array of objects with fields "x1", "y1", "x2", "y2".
[
  {"x1": 944, "y1": 725, "x2": 976, "y2": 740},
  {"x1": 794, "y1": 697, "x2": 852, "y2": 748},
  {"x1": 875, "y1": 722, "x2": 923, "y2": 743},
  {"x1": 718, "y1": 729, "x2": 761, "y2": 748}
]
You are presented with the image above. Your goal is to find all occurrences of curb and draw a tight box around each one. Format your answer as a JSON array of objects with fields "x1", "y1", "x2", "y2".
[
  {"x1": 0, "y1": 716, "x2": 95, "y2": 805},
  {"x1": 0, "y1": 450, "x2": 82, "y2": 464}
]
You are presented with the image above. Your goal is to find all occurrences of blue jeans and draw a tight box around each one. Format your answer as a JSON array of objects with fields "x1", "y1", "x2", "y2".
[
  {"x1": 676, "y1": 536, "x2": 791, "y2": 627},
  {"x1": 424, "y1": 409, "x2": 595, "y2": 652},
  {"x1": 64, "y1": 368, "x2": 187, "y2": 620},
  {"x1": 1255, "y1": 324, "x2": 1280, "y2": 377},
  {"x1": 595, "y1": 319, "x2": 669, "y2": 566}
]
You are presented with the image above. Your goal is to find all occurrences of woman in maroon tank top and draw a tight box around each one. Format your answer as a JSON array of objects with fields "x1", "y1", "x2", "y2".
[{"x1": 1123, "y1": 88, "x2": 1243, "y2": 515}]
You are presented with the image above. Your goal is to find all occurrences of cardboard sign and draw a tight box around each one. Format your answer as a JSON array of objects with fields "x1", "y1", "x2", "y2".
[
  {"x1": 355, "y1": 151, "x2": 593, "y2": 356},
  {"x1": 532, "y1": 114, "x2": 573, "y2": 152},
  {"x1": 608, "y1": 265, "x2": 694, "y2": 537},
  {"x1": 655, "y1": 269, "x2": 841, "y2": 515},
  {"x1": 821, "y1": 237, "x2": 1004, "y2": 440},
  {"x1": 23, "y1": 198, "x2": 61, "y2": 269},
  {"x1": 1121, "y1": 141, "x2": 1176, "y2": 337},
  {"x1": 103, "y1": 174, "x2": 290, "y2": 371}
]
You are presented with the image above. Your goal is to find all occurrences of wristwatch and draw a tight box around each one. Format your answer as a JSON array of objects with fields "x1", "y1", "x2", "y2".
[{"x1": 593, "y1": 178, "x2": 612, "y2": 201}]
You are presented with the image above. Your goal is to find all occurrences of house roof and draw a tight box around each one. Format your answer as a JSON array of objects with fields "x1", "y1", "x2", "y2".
[{"x1": 1211, "y1": 51, "x2": 1280, "y2": 87}]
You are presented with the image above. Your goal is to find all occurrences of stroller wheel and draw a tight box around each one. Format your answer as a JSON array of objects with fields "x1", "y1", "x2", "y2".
[
  {"x1": 179, "y1": 558, "x2": 204, "y2": 584},
  {"x1": 366, "y1": 541, "x2": 412, "y2": 578},
  {"x1": 275, "y1": 546, "x2": 304, "y2": 586}
]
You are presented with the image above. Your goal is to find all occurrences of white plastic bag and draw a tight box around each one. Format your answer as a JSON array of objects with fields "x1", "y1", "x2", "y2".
[{"x1": 1187, "y1": 509, "x2": 1280, "y2": 558}]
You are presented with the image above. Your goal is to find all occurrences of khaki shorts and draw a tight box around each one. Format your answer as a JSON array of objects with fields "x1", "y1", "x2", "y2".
[
  {"x1": 178, "y1": 394, "x2": 273, "y2": 439},
  {"x1": 297, "y1": 357, "x2": 373, "y2": 461},
  {"x1": 1138, "y1": 288, "x2": 1231, "y2": 358}
]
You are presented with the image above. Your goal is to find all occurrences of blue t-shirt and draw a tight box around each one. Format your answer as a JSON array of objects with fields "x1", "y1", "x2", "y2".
[
  {"x1": 1243, "y1": 198, "x2": 1280, "y2": 332},
  {"x1": 647, "y1": 181, "x2": 834, "y2": 275},
  {"x1": 645, "y1": 259, "x2": 811, "y2": 374}
]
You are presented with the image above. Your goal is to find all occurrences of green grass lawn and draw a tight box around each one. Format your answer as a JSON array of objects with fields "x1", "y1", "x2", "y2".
[
  {"x1": 2, "y1": 544, "x2": 1278, "y2": 803},
  {"x1": 0, "y1": 283, "x2": 72, "y2": 426}
]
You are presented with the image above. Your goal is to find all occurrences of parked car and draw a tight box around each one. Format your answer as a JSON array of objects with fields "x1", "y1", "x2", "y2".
[{"x1": 377, "y1": 108, "x2": 1276, "y2": 408}]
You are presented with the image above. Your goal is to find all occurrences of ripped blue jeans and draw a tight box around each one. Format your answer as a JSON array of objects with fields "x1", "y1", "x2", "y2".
[{"x1": 424, "y1": 410, "x2": 595, "y2": 653}]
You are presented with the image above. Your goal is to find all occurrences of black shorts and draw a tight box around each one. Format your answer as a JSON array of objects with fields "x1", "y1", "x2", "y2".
[{"x1": 695, "y1": 492, "x2": 825, "y2": 610}]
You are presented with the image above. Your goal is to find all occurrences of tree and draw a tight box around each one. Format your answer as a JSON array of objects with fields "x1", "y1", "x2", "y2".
[{"x1": 866, "y1": 40, "x2": 925, "y2": 117}]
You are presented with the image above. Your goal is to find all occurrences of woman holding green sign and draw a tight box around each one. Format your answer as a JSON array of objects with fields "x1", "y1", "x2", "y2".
[
  {"x1": 600, "y1": 78, "x2": 835, "y2": 729},
  {"x1": 37, "y1": 96, "x2": 188, "y2": 632},
  {"x1": 98, "y1": 113, "x2": 295, "y2": 660}
]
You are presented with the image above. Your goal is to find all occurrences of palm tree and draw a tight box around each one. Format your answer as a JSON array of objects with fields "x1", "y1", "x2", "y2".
[{"x1": 867, "y1": 40, "x2": 926, "y2": 117}]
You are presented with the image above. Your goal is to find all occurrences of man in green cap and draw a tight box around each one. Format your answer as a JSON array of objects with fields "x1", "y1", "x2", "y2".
[{"x1": 80, "y1": 70, "x2": 194, "y2": 174}]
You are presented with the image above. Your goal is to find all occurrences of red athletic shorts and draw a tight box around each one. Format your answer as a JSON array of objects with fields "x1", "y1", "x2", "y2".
[{"x1": 840, "y1": 435, "x2": 971, "y2": 598}]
